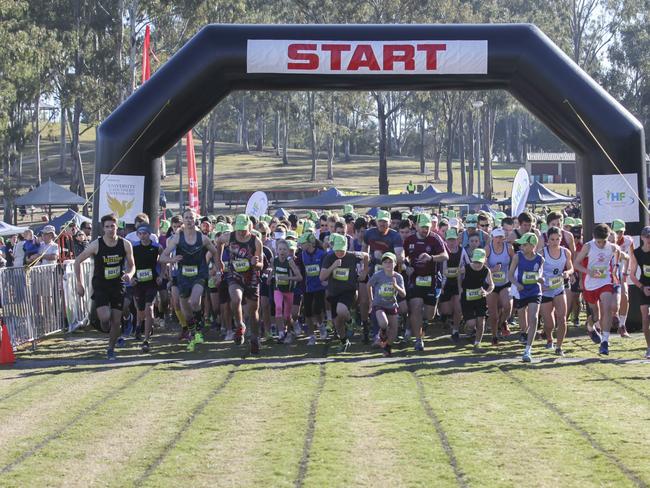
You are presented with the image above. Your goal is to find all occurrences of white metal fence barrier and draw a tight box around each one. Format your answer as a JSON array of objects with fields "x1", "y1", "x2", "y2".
[{"x1": 0, "y1": 260, "x2": 93, "y2": 349}]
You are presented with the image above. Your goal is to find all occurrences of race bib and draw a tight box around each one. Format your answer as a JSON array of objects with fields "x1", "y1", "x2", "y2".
[
  {"x1": 591, "y1": 266, "x2": 607, "y2": 279},
  {"x1": 233, "y1": 259, "x2": 250, "y2": 273},
  {"x1": 104, "y1": 266, "x2": 120, "y2": 280},
  {"x1": 136, "y1": 268, "x2": 153, "y2": 282},
  {"x1": 466, "y1": 288, "x2": 482, "y2": 301},
  {"x1": 276, "y1": 274, "x2": 290, "y2": 286},
  {"x1": 522, "y1": 271, "x2": 538, "y2": 285},
  {"x1": 445, "y1": 267, "x2": 458, "y2": 278},
  {"x1": 549, "y1": 276, "x2": 563, "y2": 289},
  {"x1": 492, "y1": 271, "x2": 506, "y2": 284},
  {"x1": 644, "y1": 265, "x2": 650, "y2": 278},
  {"x1": 306, "y1": 264, "x2": 320, "y2": 277},
  {"x1": 208, "y1": 277, "x2": 218, "y2": 288},
  {"x1": 378, "y1": 283, "x2": 395, "y2": 298},
  {"x1": 416, "y1": 275, "x2": 432, "y2": 287},
  {"x1": 333, "y1": 268, "x2": 350, "y2": 281},
  {"x1": 182, "y1": 265, "x2": 198, "y2": 277}
]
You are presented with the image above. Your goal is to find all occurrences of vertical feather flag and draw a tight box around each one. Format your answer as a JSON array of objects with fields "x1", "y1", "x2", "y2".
[
  {"x1": 142, "y1": 24, "x2": 151, "y2": 84},
  {"x1": 186, "y1": 131, "x2": 200, "y2": 213}
]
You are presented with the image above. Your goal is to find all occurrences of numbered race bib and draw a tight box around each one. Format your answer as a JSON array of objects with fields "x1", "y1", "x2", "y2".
[
  {"x1": 333, "y1": 268, "x2": 350, "y2": 281},
  {"x1": 466, "y1": 288, "x2": 482, "y2": 301},
  {"x1": 136, "y1": 269, "x2": 153, "y2": 282},
  {"x1": 276, "y1": 274, "x2": 290, "y2": 286},
  {"x1": 522, "y1": 271, "x2": 538, "y2": 285},
  {"x1": 492, "y1": 271, "x2": 506, "y2": 284},
  {"x1": 644, "y1": 265, "x2": 650, "y2": 278},
  {"x1": 182, "y1": 265, "x2": 198, "y2": 277},
  {"x1": 378, "y1": 283, "x2": 395, "y2": 298},
  {"x1": 445, "y1": 267, "x2": 458, "y2": 278},
  {"x1": 306, "y1": 264, "x2": 320, "y2": 277},
  {"x1": 208, "y1": 277, "x2": 218, "y2": 288},
  {"x1": 104, "y1": 266, "x2": 121, "y2": 280},
  {"x1": 549, "y1": 276, "x2": 563, "y2": 290},
  {"x1": 591, "y1": 266, "x2": 607, "y2": 279},
  {"x1": 233, "y1": 259, "x2": 250, "y2": 273},
  {"x1": 416, "y1": 275, "x2": 432, "y2": 287}
]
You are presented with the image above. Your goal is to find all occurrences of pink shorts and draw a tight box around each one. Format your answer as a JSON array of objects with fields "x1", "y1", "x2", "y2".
[
  {"x1": 274, "y1": 290, "x2": 293, "y2": 320},
  {"x1": 583, "y1": 285, "x2": 614, "y2": 305}
]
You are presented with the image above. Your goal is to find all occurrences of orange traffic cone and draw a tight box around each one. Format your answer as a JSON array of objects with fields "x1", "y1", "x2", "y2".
[{"x1": 1, "y1": 323, "x2": 16, "y2": 365}]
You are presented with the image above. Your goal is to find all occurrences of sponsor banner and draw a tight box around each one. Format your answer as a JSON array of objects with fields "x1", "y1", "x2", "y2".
[
  {"x1": 247, "y1": 40, "x2": 487, "y2": 75},
  {"x1": 592, "y1": 173, "x2": 640, "y2": 224},
  {"x1": 246, "y1": 191, "x2": 269, "y2": 218},
  {"x1": 511, "y1": 168, "x2": 530, "y2": 217},
  {"x1": 98, "y1": 174, "x2": 145, "y2": 224}
]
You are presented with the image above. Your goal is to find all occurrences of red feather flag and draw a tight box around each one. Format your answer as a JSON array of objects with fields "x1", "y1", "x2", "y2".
[
  {"x1": 142, "y1": 24, "x2": 151, "y2": 84},
  {"x1": 185, "y1": 131, "x2": 200, "y2": 213}
]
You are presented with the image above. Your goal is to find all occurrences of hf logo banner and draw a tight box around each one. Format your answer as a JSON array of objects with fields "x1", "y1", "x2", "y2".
[
  {"x1": 592, "y1": 173, "x2": 640, "y2": 224},
  {"x1": 247, "y1": 40, "x2": 488, "y2": 75}
]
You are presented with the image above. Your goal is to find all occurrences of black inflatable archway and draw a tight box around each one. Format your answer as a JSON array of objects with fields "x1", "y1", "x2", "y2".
[{"x1": 95, "y1": 23, "x2": 647, "y2": 236}]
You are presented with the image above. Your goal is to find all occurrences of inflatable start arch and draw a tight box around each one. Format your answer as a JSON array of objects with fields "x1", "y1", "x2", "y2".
[{"x1": 95, "y1": 24, "x2": 647, "y2": 236}]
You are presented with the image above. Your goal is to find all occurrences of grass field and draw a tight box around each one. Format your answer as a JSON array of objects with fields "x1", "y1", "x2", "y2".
[{"x1": 2, "y1": 323, "x2": 649, "y2": 488}]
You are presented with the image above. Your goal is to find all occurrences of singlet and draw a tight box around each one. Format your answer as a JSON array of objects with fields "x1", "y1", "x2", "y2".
[
  {"x1": 403, "y1": 231, "x2": 446, "y2": 286},
  {"x1": 443, "y1": 247, "x2": 467, "y2": 289},
  {"x1": 177, "y1": 230, "x2": 207, "y2": 280},
  {"x1": 542, "y1": 246, "x2": 568, "y2": 297},
  {"x1": 133, "y1": 241, "x2": 160, "y2": 284},
  {"x1": 302, "y1": 248, "x2": 326, "y2": 293},
  {"x1": 273, "y1": 257, "x2": 295, "y2": 292},
  {"x1": 515, "y1": 251, "x2": 543, "y2": 299},
  {"x1": 633, "y1": 247, "x2": 650, "y2": 287},
  {"x1": 461, "y1": 265, "x2": 489, "y2": 302},
  {"x1": 227, "y1": 232, "x2": 259, "y2": 285},
  {"x1": 93, "y1": 236, "x2": 126, "y2": 285},
  {"x1": 583, "y1": 240, "x2": 616, "y2": 291},
  {"x1": 487, "y1": 241, "x2": 510, "y2": 287},
  {"x1": 364, "y1": 227, "x2": 403, "y2": 273}
]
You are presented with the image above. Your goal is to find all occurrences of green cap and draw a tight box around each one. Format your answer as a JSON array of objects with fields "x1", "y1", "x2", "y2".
[
  {"x1": 223, "y1": 223, "x2": 233, "y2": 233},
  {"x1": 495, "y1": 211, "x2": 507, "y2": 219},
  {"x1": 159, "y1": 220, "x2": 170, "y2": 232},
  {"x1": 564, "y1": 217, "x2": 576, "y2": 227},
  {"x1": 515, "y1": 232, "x2": 539, "y2": 246},
  {"x1": 298, "y1": 232, "x2": 315, "y2": 245},
  {"x1": 307, "y1": 210, "x2": 319, "y2": 222},
  {"x1": 376, "y1": 210, "x2": 390, "y2": 222},
  {"x1": 286, "y1": 230, "x2": 297, "y2": 239},
  {"x1": 401, "y1": 212, "x2": 411, "y2": 221},
  {"x1": 417, "y1": 213, "x2": 432, "y2": 227},
  {"x1": 612, "y1": 219, "x2": 625, "y2": 232},
  {"x1": 472, "y1": 248, "x2": 487, "y2": 263},
  {"x1": 381, "y1": 251, "x2": 397, "y2": 263},
  {"x1": 343, "y1": 204, "x2": 354, "y2": 215},
  {"x1": 208, "y1": 215, "x2": 217, "y2": 222},
  {"x1": 446, "y1": 210, "x2": 457, "y2": 218},
  {"x1": 286, "y1": 240, "x2": 297, "y2": 250},
  {"x1": 446, "y1": 228, "x2": 459, "y2": 240},
  {"x1": 330, "y1": 233, "x2": 347, "y2": 252},
  {"x1": 540, "y1": 222, "x2": 549, "y2": 233},
  {"x1": 303, "y1": 220, "x2": 316, "y2": 233},
  {"x1": 234, "y1": 214, "x2": 250, "y2": 231},
  {"x1": 575, "y1": 218, "x2": 582, "y2": 226},
  {"x1": 466, "y1": 214, "x2": 477, "y2": 228}
]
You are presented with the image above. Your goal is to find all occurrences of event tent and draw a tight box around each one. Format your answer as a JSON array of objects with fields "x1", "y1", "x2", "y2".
[
  {"x1": 32, "y1": 209, "x2": 91, "y2": 233},
  {"x1": 15, "y1": 180, "x2": 86, "y2": 207},
  {"x1": 497, "y1": 181, "x2": 574, "y2": 206},
  {"x1": 282, "y1": 188, "x2": 371, "y2": 209},
  {"x1": 0, "y1": 221, "x2": 28, "y2": 237}
]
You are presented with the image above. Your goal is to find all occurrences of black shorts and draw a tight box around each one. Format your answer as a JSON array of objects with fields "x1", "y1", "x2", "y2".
[
  {"x1": 133, "y1": 283, "x2": 158, "y2": 311},
  {"x1": 171, "y1": 275, "x2": 178, "y2": 288},
  {"x1": 228, "y1": 280, "x2": 260, "y2": 301},
  {"x1": 293, "y1": 288, "x2": 303, "y2": 306},
  {"x1": 158, "y1": 278, "x2": 169, "y2": 292},
  {"x1": 570, "y1": 274, "x2": 581, "y2": 293},
  {"x1": 639, "y1": 287, "x2": 650, "y2": 306},
  {"x1": 541, "y1": 291, "x2": 564, "y2": 304},
  {"x1": 493, "y1": 283, "x2": 511, "y2": 295},
  {"x1": 218, "y1": 282, "x2": 230, "y2": 304},
  {"x1": 407, "y1": 283, "x2": 441, "y2": 306},
  {"x1": 304, "y1": 290, "x2": 326, "y2": 317},
  {"x1": 178, "y1": 275, "x2": 207, "y2": 298},
  {"x1": 461, "y1": 297, "x2": 487, "y2": 320},
  {"x1": 92, "y1": 281, "x2": 125, "y2": 311},
  {"x1": 515, "y1": 295, "x2": 542, "y2": 309},
  {"x1": 439, "y1": 284, "x2": 459, "y2": 303},
  {"x1": 328, "y1": 293, "x2": 355, "y2": 319}
]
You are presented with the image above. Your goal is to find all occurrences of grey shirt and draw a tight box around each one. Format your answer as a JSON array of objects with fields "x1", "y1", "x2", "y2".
[{"x1": 368, "y1": 270, "x2": 404, "y2": 309}]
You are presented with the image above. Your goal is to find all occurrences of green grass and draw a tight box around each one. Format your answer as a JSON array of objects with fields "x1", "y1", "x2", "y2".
[{"x1": 1, "y1": 322, "x2": 649, "y2": 487}]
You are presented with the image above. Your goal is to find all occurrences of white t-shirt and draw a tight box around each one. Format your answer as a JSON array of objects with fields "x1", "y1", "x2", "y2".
[{"x1": 38, "y1": 242, "x2": 59, "y2": 265}]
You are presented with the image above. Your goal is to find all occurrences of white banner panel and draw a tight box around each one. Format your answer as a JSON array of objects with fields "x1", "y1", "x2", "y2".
[
  {"x1": 245, "y1": 191, "x2": 269, "y2": 218},
  {"x1": 98, "y1": 174, "x2": 145, "y2": 224},
  {"x1": 511, "y1": 168, "x2": 531, "y2": 217},
  {"x1": 247, "y1": 40, "x2": 487, "y2": 75},
  {"x1": 592, "y1": 173, "x2": 640, "y2": 224}
]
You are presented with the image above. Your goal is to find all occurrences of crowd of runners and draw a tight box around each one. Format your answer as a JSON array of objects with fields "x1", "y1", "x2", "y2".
[{"x1": 73, "y1": 206, "x2": 650, "y2": 362}]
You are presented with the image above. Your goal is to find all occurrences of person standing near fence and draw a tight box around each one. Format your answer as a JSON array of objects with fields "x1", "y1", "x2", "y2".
[
  {"x1": 36, "y1": 226, "x2": 60, "y2": 265},
  {"x1": 74, "y1": 214, "x2": 135, "y2": 361}
]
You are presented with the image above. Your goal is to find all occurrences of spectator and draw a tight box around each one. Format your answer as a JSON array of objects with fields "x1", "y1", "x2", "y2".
[
  {"x1": 73, "y1": 230, "x2": 87, "y2": 257},
  {"x1": 80, "y1": 221, "x2": 92, "y2": 238},
  {"x1": 2, "y1": 234, "x2": 17, "y2": 267},
  {"x1": 23, "y1": 229, "x2": 40, "y2": 266},
  {"x1": 35, "y1": 226, "x2": 59, "y2": 265}
]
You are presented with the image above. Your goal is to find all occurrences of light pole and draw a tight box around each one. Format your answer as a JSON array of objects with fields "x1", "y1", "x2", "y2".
[{"x1": 472, "y1": 100, "x2": 484, "y2": 197}]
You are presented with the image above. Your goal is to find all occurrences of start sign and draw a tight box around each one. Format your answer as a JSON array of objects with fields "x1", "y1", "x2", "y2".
[{"x1": 247, "y1": 40, "x2": 487, "y2": 75}]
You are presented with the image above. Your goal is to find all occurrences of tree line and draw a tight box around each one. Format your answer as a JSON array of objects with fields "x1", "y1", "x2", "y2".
[{"x1": 1, "y1": 0, "x2": 648, "y2": 218}]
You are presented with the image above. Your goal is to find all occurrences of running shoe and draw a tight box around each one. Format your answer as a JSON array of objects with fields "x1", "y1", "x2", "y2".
[
  {"x1": 178, "y1": 328, "x2": 191, "y2": 342},
  {"x1": 194, "y1": 332, "x2": 204, "y2": 344},
  {"x1": 500, "y1": 321, "x2": 511, "y2": 337},
  {"x1": 519, "y1": 332, "x2": 527, "y2": 344},
  {"x1": 383, "y1": 343, "x2": 392, "y2": 357},
  {"x1": 545, "y1": 341, "x2": 554, "y2": 350},
  {"x1": 307, "y1": 335, "x2": 316, "y2": 346},
  {"x1": 414, "y1": 338, "x2": 424, "y2": 352},
  {"x1": 319, "y1": 324, "x2": 329, "y2": 340},
  {"x1": 619, "y1": 325, "x2": 630, "y2": 338},
  {"x1": 225, "y1": 329, "x2": 235, "y2": 342},
  {"x1": 141, "y1": 341, "x2": 150, "y2": 353},
  {"x1": 372, "y1": 334, "x2": 383, "y2": 348},
  {"x1": 116, "y1": 337, "x2": 126, "y2": 348},
  {"x1": 589, "y1": 328, "x2": 602, "y2": 344},
  {"x1": 336, "y1": 339, "x2": 351, "y2": 353},
  {"x1": 234, "y1": 325, "x2": 246, "y2": 345},
  {"x1": 599, "y1": 341, "x2": 609, "y2": 356},
  {"x1": 107, "y1": 348, "x2": 116, "y2": 361},
  {"x1": 522, "y1": 351, "x2": 532, "y2": 363},
  {"x1": 250, "y1": 337, "x2": 260, "y2": 355},
  {"x1": 491, "y1": 336, "x2": 499, "y2": 346},
  {"x1": 187, "y1": 339, "x2": 196, "y2": 352},
  {"x1": 283, "y1": 332, "x2": 294, "y2": 344},
  {"x1": 293, "y1": 322, "x2": 303, "y2": 336},
  {"x1": 277, "y1": 331, "x2": 286, "y2": 344},
  {"x1": 508, "y1": 317, "x2": 516, "y2": 326},
  {"x1": 451, "y1": 331, "x2": 460, "y2": 344},
  {"x1": 555, "y1": 347, "x2": 565, "y2": 357},
  {"x1": 645, "y1": 348, "x2": 650, "y2": 360}
]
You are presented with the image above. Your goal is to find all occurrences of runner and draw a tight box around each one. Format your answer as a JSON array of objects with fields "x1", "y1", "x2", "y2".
[
  {"x1": 368, "y1": 252, "x2": 406, "y2": 357},
  {"x1": 320, "y1": 233, "x2": 368, "y2": 353},
  {"x1": 540, "y1": 226, "x2": 573, "y2": 356},
  {"x1": 611, "y1": 219, "x2": 633, "y2": 337},
  {"x1": 130, "y1": 225, "x2": 162, "y2": 353},
  {"x1": 403, "y1": 213, "x2": 448, "y2": 352},
  {"x1": 628, "y1": 226, "x2": 650, "y2": 359},
  {"x1": 269, "y1": 239, "x2": 303, "y2": 344},
  {"x1": 508, "y1": 232, "x2": 544, "y2": 362},
  {"x1": 509, "y1": 212, "x2": 542, "y2": 253},
  {"x1": 458, "y1": 248, "x2": 494, "y2": 350},
  {"x1": 439, "y1": 228, "x2": 468, "y2": 343},
  {"x1": 485, "y1": 227, "x2": 514, "y2": 345},
  {"x1": 573, "y1": 223, "x2": 621, "y2": 355},
  {"x1": 215, "y1": 214, "x2": 264, "y2": 354},
  {"x1": 160, "y1": 209, "x2": 220, "y2": 352},
  {"x1": 74, "y1": 214, "x2": 135, "y2": 360},
  {"x1": 300, "y1": 232, "x2": 328, "y2": 345}
]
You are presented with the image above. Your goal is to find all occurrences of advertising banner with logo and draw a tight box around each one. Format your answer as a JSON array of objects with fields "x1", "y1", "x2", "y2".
[
  {"x1": 247, "y1": 40, "x2": 487, "y2": 75},
  {"x1": 98, "y1": 174, "x2": 145, "y2": 224},
  {"x1": 592, "y1": 173, "x2": 640, "y2": 224},
  {"x1": 511, "y1": 168, "x2": 530, "y2": 217},
  {"x1": 246, "y1": 191, "x2": 269, "y2": 218}
]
